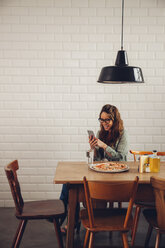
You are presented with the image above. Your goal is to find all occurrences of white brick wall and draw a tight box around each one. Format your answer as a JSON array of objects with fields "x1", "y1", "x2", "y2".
[{"x1": 0, "y1": 0, "x2": 165, "y2": 207}]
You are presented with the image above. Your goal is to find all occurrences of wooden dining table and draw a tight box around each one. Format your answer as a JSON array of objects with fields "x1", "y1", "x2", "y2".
[{"x1": 54, "y1": 161, "x2": 165, "y2": 248}]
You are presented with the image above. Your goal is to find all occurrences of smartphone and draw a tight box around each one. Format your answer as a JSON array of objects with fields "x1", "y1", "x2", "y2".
[{"x1": 87, "y1": 130, "x2": 95, "y2": 139}]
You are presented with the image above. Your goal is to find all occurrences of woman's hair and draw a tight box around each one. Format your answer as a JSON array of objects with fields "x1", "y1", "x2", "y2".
[{"x1": 99, "y1": 104, "x2": 124, "y2": 146}]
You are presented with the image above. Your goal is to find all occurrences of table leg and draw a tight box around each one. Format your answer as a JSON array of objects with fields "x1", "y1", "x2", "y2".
[{"x1": 66, "y1": 184, "x2": 78, "y2": 248}]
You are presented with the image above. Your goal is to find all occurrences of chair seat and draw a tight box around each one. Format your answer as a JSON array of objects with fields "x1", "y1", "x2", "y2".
[
  {"x1": 80, "y1": 208, "x2": 133, "y2": 232},
  {"x1": 135, "y1": 201, "x2": 155, "y2": 208},
  {"x1": 16, "y1": 200, "x2": 65, "y2": 220}
]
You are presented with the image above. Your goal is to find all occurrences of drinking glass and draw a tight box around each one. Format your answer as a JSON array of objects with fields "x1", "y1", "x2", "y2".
[{"x1": 86, "y1": 149, "x2": 94, "y2": 165}]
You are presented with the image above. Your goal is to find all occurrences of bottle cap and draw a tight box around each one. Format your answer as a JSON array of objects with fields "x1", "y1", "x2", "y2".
[{"x1": 153, "y1": 150, "x2": 157, "y2": 153}]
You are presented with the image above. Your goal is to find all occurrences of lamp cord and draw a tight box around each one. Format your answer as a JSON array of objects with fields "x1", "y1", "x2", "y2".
[{"x1": 121, "y1": 0, "x2": 124, "y2": 50}]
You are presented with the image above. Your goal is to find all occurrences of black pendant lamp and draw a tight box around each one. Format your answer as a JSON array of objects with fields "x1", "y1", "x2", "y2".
[{"x1": 98, "y1": 0, "x2": 144, "y2": 84}]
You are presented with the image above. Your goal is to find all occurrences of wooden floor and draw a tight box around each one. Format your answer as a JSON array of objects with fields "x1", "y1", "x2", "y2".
[{"x1": 0, "y1": 207, "x2": 165, "y2": 248}]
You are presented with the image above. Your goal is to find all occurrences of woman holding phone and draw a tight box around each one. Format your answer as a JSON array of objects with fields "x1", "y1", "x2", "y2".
[
  {"x1": 59, "y1": 104, "x2": 128, "y2": 234},
  {"x1": 89, "y1": 104, "x2": 128, "y2": 161}
]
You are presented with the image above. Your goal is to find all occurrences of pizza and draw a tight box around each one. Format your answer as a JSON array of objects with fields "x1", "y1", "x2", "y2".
[{"x1": 90, "y1": 162, "x2": 128, "y2": 173}]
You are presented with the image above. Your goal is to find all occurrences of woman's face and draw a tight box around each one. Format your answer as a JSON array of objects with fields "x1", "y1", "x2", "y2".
[{"x1": 100, "y1": 112, "x2": 113, "y2": 131}]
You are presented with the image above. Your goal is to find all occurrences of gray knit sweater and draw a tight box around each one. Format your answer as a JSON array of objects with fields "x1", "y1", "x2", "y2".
[{"x1": 94, "y1": 129, "x2": 128, "y2": 162}]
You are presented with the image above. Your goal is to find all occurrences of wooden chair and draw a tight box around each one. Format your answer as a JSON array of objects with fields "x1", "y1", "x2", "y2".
[
  {"x1": 5, "y1": 160, "x2": 65, "y2": 248},
  {"x1": 130, "y1": 150, "x2": 165, "y2": 246},
  {"x1": 143, "y1": 176, "x2": 165, "y2": 248},
  {"x1": 130, "y1": 150, "x2": 165, "y2": 162},
  {"x1": 130, "y1": 150, "x2": 153, "y2": 162},
  {"x1": 80, "y1": 176, "x2": 139, "y2": 248}
]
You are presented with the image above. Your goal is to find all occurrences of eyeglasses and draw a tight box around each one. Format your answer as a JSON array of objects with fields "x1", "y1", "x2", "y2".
[{"x1": 98, "y1": 118, "x2": 112, "y2": 124}]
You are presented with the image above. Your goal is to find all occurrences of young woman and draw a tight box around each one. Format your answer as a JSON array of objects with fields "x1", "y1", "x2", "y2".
[
  {"x1": 60, "y1": 104, "x2": 128, "y2": 234},
  {"x1": 89, "y1": 104, "x2": 128, "y2": 162}
]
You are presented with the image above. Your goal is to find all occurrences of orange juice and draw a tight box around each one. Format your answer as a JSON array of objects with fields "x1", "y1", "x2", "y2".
[{"x1": 149, "y1": 157, "x2": 160, "y2": 172}]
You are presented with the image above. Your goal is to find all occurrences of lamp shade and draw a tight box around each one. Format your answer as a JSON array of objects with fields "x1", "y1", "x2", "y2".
[{"x1": 97, "y1": 50, "x2": 144, "y2": 84}]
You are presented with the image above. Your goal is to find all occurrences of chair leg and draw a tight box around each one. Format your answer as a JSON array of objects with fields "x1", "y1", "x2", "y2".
[
  {"x1": 12, "y1": 219, "x2": 27, "y2": 248},
  {"x1": 53, "y1": 218, "x2": 64, "y2": 248},
  {"x1": 109, "y1": 201, "x2": 114, "y2": 208},
  {"x1": 109, "y1": 231, "x2": 113, "y2": 239},
  {"x1": 109, "y1": 202, "x2": 113, "y2": 239},
  {"x1": 121, "y1": 232, "x2": 129, "y2": 248},
  {"x1": 144, "y1": 224, "x2": 153, "y2": 248},
  {"x1": 88, "y1": 232, "x2": 94, "y2": 248},
  {"x1": 83, "y1": 230, "x2": 90, "y2": 248},
  {"x1": 131, "y1": 205, "x2": 141, "y2": 246},
  {"x1": 118, "y1": 202, "x2": 122, "y2": 208},
  {"x1": 155, "y1": 231, "x2": 161, "y2": 248}
]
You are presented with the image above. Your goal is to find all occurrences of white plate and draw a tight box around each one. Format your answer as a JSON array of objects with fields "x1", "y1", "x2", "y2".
[{"x1": 89, "y1": 162, "x2": 129, "y2": 173}]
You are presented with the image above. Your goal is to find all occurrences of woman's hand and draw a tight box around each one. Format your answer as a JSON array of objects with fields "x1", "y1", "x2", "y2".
[
  {"x1": 89, "y1": 136, "x2": 97, "y2": 149},
  {"x1": 89, "y1": 136, "x2": 107, "y2": 150},
  {"x1": 96, "y1": 139, "x2": 107, "y2": 150}
]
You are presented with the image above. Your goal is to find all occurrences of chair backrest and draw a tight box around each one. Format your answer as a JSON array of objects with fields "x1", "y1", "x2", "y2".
[
  {"x1": 83, "y1": 176, "x2": 139, "y2": 229},
  {"x1": 130, "y1": 150, "x2": 165, "y2": 162},
  {"x1": 150, "y1": 176, "x2": 165, "y2": 230},
  {"x1": 5, "y1": 160, "x2": 24, "y2": 215}
]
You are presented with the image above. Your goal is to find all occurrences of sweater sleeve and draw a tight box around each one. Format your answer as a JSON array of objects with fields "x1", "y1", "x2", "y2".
[{"x1": 105, "y1": 130, "x2": 128, "y2": 161}]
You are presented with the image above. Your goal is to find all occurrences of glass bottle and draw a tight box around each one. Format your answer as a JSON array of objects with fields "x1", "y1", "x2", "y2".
[
  {"x1": 145, "y1": 163, "x2": 150, "y2": 173},
  {"x1": 149, "y1": 150, "x2": 160, "y2": 172}
]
